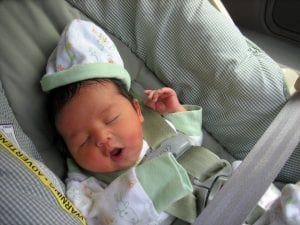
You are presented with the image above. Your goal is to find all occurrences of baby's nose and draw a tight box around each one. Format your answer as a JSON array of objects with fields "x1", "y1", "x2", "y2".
[
  {"x1": 95, "y1": 130, "x2": 112, "y2": 155},
  {"x1": 95, "y1": 127, "x2": 111, "y2": 141},
  {"x1": 96, "y1": 141, "x2": 111, "y2": 157}
]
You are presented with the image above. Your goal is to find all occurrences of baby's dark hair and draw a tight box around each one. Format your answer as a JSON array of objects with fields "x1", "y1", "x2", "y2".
[
  {"x1": 46, "y1": 78, "x2": 134, "y2": 155},
  {"x1": 47, "y1": 78, "x2": 133, "y2": 125}
]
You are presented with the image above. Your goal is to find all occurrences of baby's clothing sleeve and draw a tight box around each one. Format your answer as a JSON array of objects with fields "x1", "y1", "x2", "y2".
[{"x1": 163, "y1": 105, "x2": 203, "y2": 145}]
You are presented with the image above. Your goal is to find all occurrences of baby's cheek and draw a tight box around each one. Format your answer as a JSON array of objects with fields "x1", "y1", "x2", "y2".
[
  {"x1": 75, "y1": 150, "x2": 101, "y2": 170},
  {"x1": 128, "y1": 129, "x2": 143, "y2": 147}
]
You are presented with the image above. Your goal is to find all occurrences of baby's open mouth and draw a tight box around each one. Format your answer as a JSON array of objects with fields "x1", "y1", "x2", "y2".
[{"x1": 110, "y1": 148, "x2": 123, "y2": 160}]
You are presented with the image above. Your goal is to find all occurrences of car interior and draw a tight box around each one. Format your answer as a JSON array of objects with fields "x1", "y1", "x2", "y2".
[
  {"x1": 0, "y1": 0, "x2": 299, "y2": 225},
  {"x1": 222, "y1": 0, "x2": 300, "y2": 90}
]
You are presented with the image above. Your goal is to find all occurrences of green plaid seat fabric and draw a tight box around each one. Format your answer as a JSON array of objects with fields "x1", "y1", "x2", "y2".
[
  {"x1": 0, "y1": 81, "x2": 82, "y2": 225},
  {"x1": 67, "y1": 0, "x2": 299, "y2": 182},
  {"x1": 0, "y1": 0, "x2": 299, "y2": 224}
]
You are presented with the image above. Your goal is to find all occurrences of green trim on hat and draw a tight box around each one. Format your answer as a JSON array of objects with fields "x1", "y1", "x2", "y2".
[{"x1": 41, "y1": 63, "x2": 131, "y2": 92}]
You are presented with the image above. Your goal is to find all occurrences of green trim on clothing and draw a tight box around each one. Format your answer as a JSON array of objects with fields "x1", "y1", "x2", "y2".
[
  {"x1": 164, "y1": 105, "x2": 202, "y2": 136},
  {"x1": 136, "y1": 152, "x2": 193, "y2": 213}
]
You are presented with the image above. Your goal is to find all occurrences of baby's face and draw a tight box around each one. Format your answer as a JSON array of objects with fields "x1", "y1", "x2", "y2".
[{"x1": 56, "y1": 81, "x2": 144, "y2": 173}]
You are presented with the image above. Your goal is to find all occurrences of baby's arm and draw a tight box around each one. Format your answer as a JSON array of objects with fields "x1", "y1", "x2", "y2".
[
  {"x1": 145, "y1": 87, "x2": 203, "y2": 146},
  {"x1": 144, "y1": 87, "x2": 185, "y2": 115}
]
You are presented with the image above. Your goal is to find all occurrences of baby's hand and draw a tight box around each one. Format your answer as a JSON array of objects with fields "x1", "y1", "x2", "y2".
[{"x1": 144, "y1": 87, "x2": 185, "y2": 115}]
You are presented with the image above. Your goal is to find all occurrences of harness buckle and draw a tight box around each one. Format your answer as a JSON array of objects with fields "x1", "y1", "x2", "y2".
[
  {"x1": 192, "y1": 160, "x2": 233, "y2": 212},
  {"x1": 143, "y1": 133, "x2": 192, "y2": 161}
]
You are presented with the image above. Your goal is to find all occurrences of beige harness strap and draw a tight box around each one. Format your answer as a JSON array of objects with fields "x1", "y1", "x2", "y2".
[{"x1": 141, "y1": 105, "x2": 232, "y2": 223}]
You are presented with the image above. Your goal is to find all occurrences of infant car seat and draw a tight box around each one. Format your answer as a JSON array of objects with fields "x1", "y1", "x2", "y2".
[{"x1": 0, "y1": 0, "x2": 299, "y2": 225}]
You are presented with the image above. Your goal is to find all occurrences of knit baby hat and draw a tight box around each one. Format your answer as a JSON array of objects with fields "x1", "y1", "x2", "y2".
[{"x1": 40, "y1": 19, "x2": 131, "y2": 92}]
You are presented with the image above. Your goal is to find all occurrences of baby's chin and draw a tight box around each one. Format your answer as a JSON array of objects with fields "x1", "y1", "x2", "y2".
[
  {"x1": 114, "y1": 148, "x2": 142, "y2": 171},
  {"x1": 97, "y1": 155, "x2": 140, "y2": 174},
  {"x1": 106, "y1": 161, "x2": 138, "y2": 173}
]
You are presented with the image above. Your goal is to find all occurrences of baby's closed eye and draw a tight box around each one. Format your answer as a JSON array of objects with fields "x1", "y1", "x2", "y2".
[{"x1": 104, "y1": 114, "x2": 120, "y2": 125}]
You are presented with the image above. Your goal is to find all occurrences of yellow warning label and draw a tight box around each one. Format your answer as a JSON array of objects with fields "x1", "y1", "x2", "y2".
[{"x1": 0, "y1": 131, "x2": 86, "y2": 225}]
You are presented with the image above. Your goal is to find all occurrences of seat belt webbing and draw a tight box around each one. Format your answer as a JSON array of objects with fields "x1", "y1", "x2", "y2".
[
  {"x1": 193, "y1": 92, "x2": 300, "y2": 225},
  {"x1": 142, "y1": 105, "x2": 177, "y2": 149},
  {"x1": 141, "y1": 105, "x2": 230, "y2": 223},
  {"x1": 141, "y1": 106, "x2": 225, "y2": 181},
  {"x1": 131, "y1": 82, "x2": 231, "y2": 222},
  {"x1": 142, "y1": 105, "x2": 198, "y2": 222}
]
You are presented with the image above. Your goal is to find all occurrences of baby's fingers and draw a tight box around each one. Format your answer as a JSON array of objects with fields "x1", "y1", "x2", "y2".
[
  {"x1": 144, "y1": 90, "x2": 158, "y2": 102},
  {"x1": 144, "y1": 90, "x2": 153, "y2": 98},
  {"x1": 157, "y1": 87, "x2": 176, "y2": 98}
]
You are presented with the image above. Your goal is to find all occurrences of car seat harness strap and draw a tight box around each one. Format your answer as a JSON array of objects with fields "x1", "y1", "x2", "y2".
[{"x1": 141, "y1": 105, "x2": 232, "y2": 222}]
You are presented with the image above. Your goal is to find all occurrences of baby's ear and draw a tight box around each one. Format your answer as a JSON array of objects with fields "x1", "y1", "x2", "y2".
[{"x1": 133, "y1": 99, "x2": 144, "y2": 123}]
